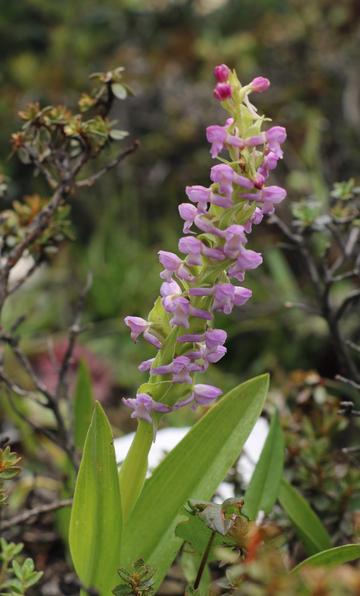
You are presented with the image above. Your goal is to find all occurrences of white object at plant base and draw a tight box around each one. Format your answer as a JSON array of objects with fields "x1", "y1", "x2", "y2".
[{"x1": 114, "y1": 417, "x2": 269, "y2": 501}]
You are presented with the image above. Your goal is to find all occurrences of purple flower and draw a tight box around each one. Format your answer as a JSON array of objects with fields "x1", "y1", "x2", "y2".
[
  {"x1": 178, "y1": 236, "x2": 203, "y2": 266},
  {"x1": 234, "y1": 247, "x2": 263, "y2": 270},
  {"x1": 210, "y1": 164, "x2": 253, "y2": 196},
  {"x1": 189, "y1": 283, "x2": 252, "y2": 314},
  {"x1": 214, "y1": 83, "x2": 232, "y2": 101},
  {"x1": 178, "y1": 202, "x2": 199, "y2": 233},
  {"x1": 158, "y1": 250, "x2": 194, "y2": 282},
  {"x1": 138, "y1": 358, "x2": 154, "y2": 372},
  {"x1": 266, "y1": 126, "x2": 287, "y2": 144},
  {"x1": 243, "y1": 208, "x2": 264, "y2": 233},
  {"x1": 261, "y1": 186, "x2": 287, "y2": 205},
  {"x1": 161, "y1": 280, "x2": 212, "y2": 328},
  {"x1": 123, "y1": 393, "x2": 171, "y2": 423},
  {"x1": 213, "y1": 284, "x2": 252, "y2": 314},
  {"x1": 193, "y1": 384, "x2": 223, "y2": 404},
  {"x1": 185, "y1": 185, "x2": 211, "y2": 211},
  {"x1": 210, "y1": 164, "x2": 234, "y2": 196},
  {"x1": 152, "y1": 355, "x2": 201, "y2": 384},
  {"x1": 250, "y1": 76, "x2": 270, "y2": 93},
  {"x1": 124, "y1": 316, "x2": 161, "y2": 349},
  {"x1": 206, "y1": 118, "x2": 242, "y2": 158},
  {"x1": 214, "y1": 64, "x2": 230, "y2": 83},
  {"x1": 174, "y1": 383, "x2": 223, "y2": 409},
  {"x1": 223, "y1": 224, "x2": 247, "y2": 259}
]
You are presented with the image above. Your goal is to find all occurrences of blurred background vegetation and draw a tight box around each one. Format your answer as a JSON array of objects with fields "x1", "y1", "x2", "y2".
[{"x1": 1, "y1": 0, "x2": 359, "y2": 412}]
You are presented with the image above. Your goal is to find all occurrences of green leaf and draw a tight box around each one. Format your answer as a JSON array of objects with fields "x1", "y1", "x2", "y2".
[
  {"x1": 291, "y1": 544, "x2": 360, "y2": 573},
  {"x1": 278, "y1": 479, "x2": 331, "y2": 555},
  {"x1": 73, "y1": 360, "x2": 95, "y2": 450},
  {"x1": 69, "y1": 402, "x2": 122, "y2": 594},
  {"x1": 121, "y1": 374, "x2": 269, "y2": 589},
  {"x1": 109, "y1": 129, "x2": 129, "y2": 141},
  {"x1": 243, "y1": 410, "x2": 284, "y2": 520},
  {"x1": 111, "y1": 83, "x2": 127, "y2": 99}
]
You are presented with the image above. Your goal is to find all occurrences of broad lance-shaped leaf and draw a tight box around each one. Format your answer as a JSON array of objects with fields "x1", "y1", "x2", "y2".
[
  {"x1": 291, "y1": 544, "x2": 360, "y2": 573},
  {"x1": 69, "y1": 402, "x2": 122, "y2": 595},
  {"x1": 243, "y1": 410, "x2": 284, "y2": 520},
  {"x1": 278, "y1": 478, "x2": 331, "y2": 555},
  {"x1": 121, "y1": 374, "x2": 269, "y2": 590},
  {"x1": 73, "y1": 360, "x2": 95, "y2": 450}
]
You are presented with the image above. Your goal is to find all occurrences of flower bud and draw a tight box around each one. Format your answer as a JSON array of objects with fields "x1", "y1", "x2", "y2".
[
  {"x1": 214, "y1": 64, "x2": 230, "y2": 83},
  {"x1": 250, "y1": 76, "x2": 270, "y2": 93},
  {"x1": 214, "y1": 83, "x2": 232, "y2": 101}
]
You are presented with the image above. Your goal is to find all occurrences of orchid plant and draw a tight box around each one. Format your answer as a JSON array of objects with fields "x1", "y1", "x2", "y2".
[
  {"x1": 118, "y1": 66, "x2": 286, "y2": 516},
  {"x1": 68, "y1": 66, "x2": 359, "y2": 595}
]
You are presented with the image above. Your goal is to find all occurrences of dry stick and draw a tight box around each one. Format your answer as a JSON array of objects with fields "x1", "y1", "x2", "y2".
[
  {"x1": 76, "y1": 140, "x2": 139, "y2": 187},
  {"x1": 55, "y1": 272, "x2": 93, "y2": 403},
  {"x1": 1, "y1": 498, "x2": 72, "y2": 531}
]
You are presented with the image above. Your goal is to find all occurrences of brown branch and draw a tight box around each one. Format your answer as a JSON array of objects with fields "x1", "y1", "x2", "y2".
[
  {"x1": 1, "y1": 498, "x2": 72, "y2": 531},
  {"x1": 55, "y1": 273, "x2": 93, "y2": 402},
  {"x1": 76, "y1": 140, "x2": 139, "y2": 187},
  {"x1": 334, "y1": 289, "x2": 360, "y2": 321}
]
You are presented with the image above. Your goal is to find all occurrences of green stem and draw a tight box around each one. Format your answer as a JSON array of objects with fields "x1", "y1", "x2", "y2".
[
  {"x1": 193, "y1": 531, "x2": 215, "y2": 590},
  {"x1": 118, "y1": 420, "x2": 153, "y2": 521}
]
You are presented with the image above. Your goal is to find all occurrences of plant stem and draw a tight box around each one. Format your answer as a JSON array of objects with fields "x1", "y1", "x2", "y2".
[
  {"x1": 193, "y1": 531, "x2": 215, "y2": 590},
  {"x1": 118, "y1": 420, "x2": 153, "y2": 521}
]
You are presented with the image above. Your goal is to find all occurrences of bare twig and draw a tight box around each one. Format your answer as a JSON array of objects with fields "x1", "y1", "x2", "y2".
[
  {"x1": 336, "y1": 374, "x2": 360, "y2": 391},
  {"x1": 55, "y1": 272, "x2": 93, "y2": 402},
  {"x1": 76, "y1": 140, "x2": 139, "y2": 187},
  {"x1": 1, "y1": 498, "x2": 72, "y2": 531}
]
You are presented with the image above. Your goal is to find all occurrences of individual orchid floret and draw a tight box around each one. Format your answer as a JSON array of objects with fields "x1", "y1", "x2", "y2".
[
  {"x1": 223, "y1": 224, "x2": 247, "y2": 259},
  {"x1": 250, "y1": 76, "x2": 270, "y2": 93},
  {"x1": 158, "y1": 250, "x2": 194, "y2": 282},
  {"x1": 178, "y1": 202, "x2": 199, "y2": 233},
  {"x1": 206, "y1": 118, "x2": 242, "y2": 158},
  {"x1": 192, "y1": 383, "x2": 223, "y2": 404},
  {"x1": 185, "y1": 185, "x2": 211, "y2": 211},
  {"x1": 228, "y1": 248, "x2": 263, "y2": 282},
  {"x1": 265, "y1": 126, "x2": 287, "y2": 159},
  {"x1": 138, "y1": 358, "x2": 155, "y2": 372},
  {"x1": 214, "y1": 82, "x2": 232, "y2": 101},
  {"x1": 190, "y1": 283, "x2": 252, "y2": 314},
  {"x1": 123, "y1": 393, "x2": 171, "y2": 423},
  {"x1": 151, "y1": 355, "x2": 201, "y2": 384},
  {"x1": 214, "y1": 64, "x2": 230, "y2": 83},
  {"x1": 124, "y1": 316, "x2": 162, "y2": 349},
  {"x1": 178, "y1": 236, "x2": 203, "y2": 266},
  {"x1": 210, "y1": 164, "x2": 254, "y2": 196},
  {"x1": 243, "y1": 208, "x2": 264, "y2": 234},
  {"x1": 178, "y1": 236, "x2": 225, "y2": 265},
  {"x1": 161, "y1": 280, "x2": 212, "y2": 328},
  {"x1": 175, "y1": 384, "x2": 223, "y2": 409}
]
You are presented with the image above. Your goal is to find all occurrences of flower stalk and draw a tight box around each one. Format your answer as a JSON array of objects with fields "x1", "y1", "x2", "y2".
[{"x1": 119, "y1": 66, "x2": 287, "y2": 514}]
